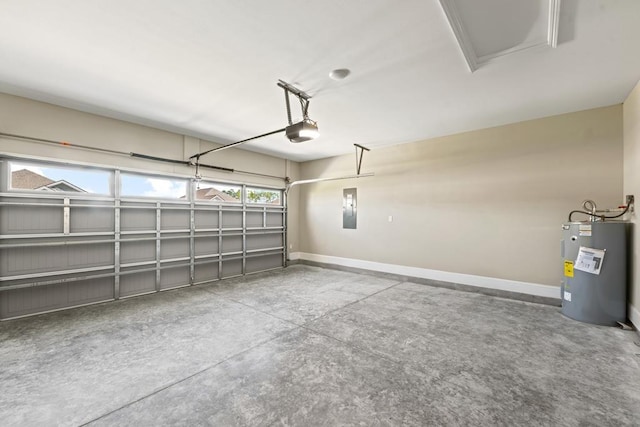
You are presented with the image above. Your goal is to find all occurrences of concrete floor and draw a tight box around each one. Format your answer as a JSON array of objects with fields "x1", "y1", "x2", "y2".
[{"x1": 1, "y1": 265, "x2": 640, "y2": 426}]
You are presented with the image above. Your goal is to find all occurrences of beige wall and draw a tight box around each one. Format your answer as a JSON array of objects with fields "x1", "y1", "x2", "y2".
[
  {"x1": 0, "y1": 93, "x2": 627, "y2": 289},
  {"x1": 623, "y1": 80, "x2": 640, "y2": 319},
  {"x1": 299, "y1": 106, "x2": 623, "y2": 286},
  {"x1": 0, "y1": 92, "x2": 300, "y2": 250}
]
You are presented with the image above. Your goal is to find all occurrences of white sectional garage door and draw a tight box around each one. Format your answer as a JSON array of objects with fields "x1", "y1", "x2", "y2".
[{"x1": 0, "y1": 158, "x2": 286, "y2": 320}]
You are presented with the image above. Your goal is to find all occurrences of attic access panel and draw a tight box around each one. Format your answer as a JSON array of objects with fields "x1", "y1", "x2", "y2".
[{"x1": 440, "y1": 0, "x2": 561, "y2": 71}]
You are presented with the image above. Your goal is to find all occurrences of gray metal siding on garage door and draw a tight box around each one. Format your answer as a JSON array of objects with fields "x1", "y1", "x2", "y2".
[{"x1": 0, "y1": 159, "x2": 286, "y2": 320}]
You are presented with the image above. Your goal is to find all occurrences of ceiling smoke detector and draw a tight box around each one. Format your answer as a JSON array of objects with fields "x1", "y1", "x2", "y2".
[{"x1": 329, "y1": 68, "x2": 350, "y2": 80}]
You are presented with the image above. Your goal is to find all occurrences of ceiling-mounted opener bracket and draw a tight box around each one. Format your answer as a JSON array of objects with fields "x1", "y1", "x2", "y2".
[
  {"x1": 278, "y1": 80, "x2": 318, "y2": 143},
  {"x1": 277, "y1": 79, "x2": 312, "y2": 125},
  {"x1": 354, "y1": 143, "x2": 370, "y2": 175}
]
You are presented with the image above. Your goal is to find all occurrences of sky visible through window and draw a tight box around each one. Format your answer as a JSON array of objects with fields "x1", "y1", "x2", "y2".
[
  {"x1": 9, "y1": 161, "x2": 279, "y2": 201},
  {"x1": 11, "y1": 162, "x2": 188, "y2": 198},
  {"x1": 11, "y1": 162, "x2": 110, "y2": 194},
  {"x1": 121, "y1": 173, "x2": 187, "y2": 198}
]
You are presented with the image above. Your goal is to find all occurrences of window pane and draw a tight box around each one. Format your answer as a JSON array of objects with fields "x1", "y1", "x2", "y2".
[
  {"x1": 9, "y1": 161, "x2": 111, "y2": 195},
  {"x1": 195, "y1": 182, "x2": 241, "y2": 203},
  {"x1": 121, "y1": 173, "x2": 187, "y2": 199},
  {"x1": 246, "y1": 187, "x2": 282, "y2": 205}
]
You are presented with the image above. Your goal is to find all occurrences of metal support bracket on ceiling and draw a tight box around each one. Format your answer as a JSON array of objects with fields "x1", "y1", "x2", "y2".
[
  {"x1": 277, "y1": 79, "x2": 312, "y2": 126},
  {"x1": 278, "y1": 80, "x2": 318, "y2": 143},
  {"x1": 286, "y1": 144, "x2": 374, "y2": 193},
  {"x1": 277, "y1": 80, "x2": 312, "y2": 101},
  {"x1": 354, "y1": 143, "x2": 370, "y2": 176}
]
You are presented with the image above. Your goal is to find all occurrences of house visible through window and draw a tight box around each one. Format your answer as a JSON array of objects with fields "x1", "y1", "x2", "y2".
[
  {"x1": 6, "y1": 160, "x2": 283, "y2": 205},
  {"x1": 9, "y1": 162, "x2": 111, "y2": 194},
  {"x1": 195, "y1": 182, "x2": 241, "y2": 203}
]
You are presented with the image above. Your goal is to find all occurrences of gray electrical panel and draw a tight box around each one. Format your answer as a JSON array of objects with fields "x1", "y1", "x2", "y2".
[
  {"x1": 343, "y1": 188, "x2": 357, "y2": 229},
  {"x1": 560, "y1": 221, "x2": 628, "y2": 326}
]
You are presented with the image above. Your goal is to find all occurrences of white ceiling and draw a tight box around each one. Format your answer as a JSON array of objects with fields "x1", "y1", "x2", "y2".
[{"x1": 0, "y1": 0, "x2": 639, "y2": 162}]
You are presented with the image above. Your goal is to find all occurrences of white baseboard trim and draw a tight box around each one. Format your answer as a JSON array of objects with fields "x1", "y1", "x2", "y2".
[
  {"x1": 294, "y1": 252, "x2": 559, "y2": 299},
  {"x1": 288, "y1": 252, "x2": 301, "y2": 261},
  {"x1": 629, "y1": 303, "x2": 640, "y2": 331}
]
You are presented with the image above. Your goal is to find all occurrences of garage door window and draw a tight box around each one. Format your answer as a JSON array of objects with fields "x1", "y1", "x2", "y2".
[
  {"x1": 195, "y1": 182, "x2": 241, "y2": 203},
  {"x1": 246, "y1": 187, "x2": 282, "y2": 205},
  {"x1": 9, "y1": 161, "x2": 111, "y2": 195},
  {"x1": 121, "y1": 173, "x2": 187, "y2": 199}
]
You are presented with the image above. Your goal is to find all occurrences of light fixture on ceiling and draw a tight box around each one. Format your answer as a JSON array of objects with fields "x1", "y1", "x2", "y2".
[
  {"x1": 278, "y1": 80, "x2": 319, "y2": 143},
  {"x1": 285, "y1": 118, "x2": 318, "y2": 143}
]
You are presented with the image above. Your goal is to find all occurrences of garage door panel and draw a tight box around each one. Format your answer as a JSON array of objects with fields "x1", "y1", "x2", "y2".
[
  {"x1": 160, "y1": 265, "x2": 190, "y2": 290},
  {"x1": 221, "y1": 211, "x2": 242, "y2": 229},
  {"x1": 160, "y1": 237, "x2": 189, "y2": 260},
  {"x1": 221, "y1": 259, "x2": 242, "y2": 278},
  {"x1": 0, "y1": 159, "x2": 286, "y2": 319},
  {"x1": 161, "y1": 210, "x2": 189, "y2": 231},
  {"x1": 121, "y1": 240, "x2": 156, "y2": 264},
  {"x1": 221, "y1": 235, "x2": 242, "y2": 254},
  {"x1": 0, "y1": 243, "x2": 114, "y2": 276},
  {"x1": 120, "y1": 208, "x2": 155, "y2": 232},
  {"x1": 0, "y1": 204, "x2": 63, "y2": 234},
  {"x1": 266, "y1": 212, "x2": 284, "y2": 227},
  {"x1": 194, "y1": 209, "x2": 219, "y2": 229},
  {"x1": 246, "y1": 233, "x2": 283, "y2": 251},
  {"x1": 246, "y1": 254, "x2": 283, "y2": 274},
  {"x1": 194, "y1": 263, "x2": 218, "y2": 283},
  {"x1": 120, "y1": 270, "x2": 156, "y2": 298},
  {"x1": 246, "y1": 211, "x2": 262, "y2": 227},
  {"x1": 70, "y1": 206, "x2": 114, "y2": 233},
  {"x1": 195, "y1": 237, "x2": 219, "y2": 256},
  {"x1": 0, "y1": 277, "x2": 113, "y2": 320}
]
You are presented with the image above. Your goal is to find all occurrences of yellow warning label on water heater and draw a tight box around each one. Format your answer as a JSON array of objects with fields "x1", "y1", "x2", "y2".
[{"x1": 564, "y1": 260, "x2": 574, "y2": 278}]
